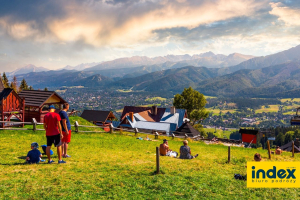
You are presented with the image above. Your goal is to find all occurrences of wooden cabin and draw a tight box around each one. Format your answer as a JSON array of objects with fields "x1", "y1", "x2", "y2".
[
  {"x1": 81, "y1": 110, "x2": 117, "y2": 126},
  {"x1": 0, "y1": 88, "x2": 25, "y2": 127},
  {"x1": 18, "y1": 90, "x2": 67, "y2": 123}
]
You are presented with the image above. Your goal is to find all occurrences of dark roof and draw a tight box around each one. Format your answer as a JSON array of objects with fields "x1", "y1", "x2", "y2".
[
  {"x1": 174, "y1": 122, "x2": 200, "y2": 137},
  {"x1": 18, "y1": 90, "x2": 67, "y2": 107},
  {"x1": 280, "y1": 141, "x2": 300, "y2": 152},
  {"x1": 120, "y1": 106, "x2": 166, "y2": 122},
  {"x1": 239, "y1": 129, "x2": 259, "y2": 135},
  {"x1": 0, "y1": 88, "x2": 14, "y2": 102},
  {"x1": 81, "y1": 110, "x2": 116, "y2": 122}
]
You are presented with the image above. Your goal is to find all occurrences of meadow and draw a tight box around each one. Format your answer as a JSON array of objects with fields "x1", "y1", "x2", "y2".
[{"x1": 0, "y1": 117, "x2": 300, "y2": 199}]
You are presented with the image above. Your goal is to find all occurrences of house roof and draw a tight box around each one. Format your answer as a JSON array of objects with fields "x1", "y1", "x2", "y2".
[
  {"x1": 80, "y1": 110, "x2": 116, "y2": 122},
  {"x1": 280, "y1": 141, "x2": 300, "y2": 152},
  {"x1": 18, "y1": 90, "x2": 67, "y2": 107},
  {"x1": 0, "y1": 88, "x2": 13, "y2": 101},
  {"x1": 173, "y1": 122, "x2": 200, "y2": 137},
  {"x1": 120, "y1": 106, "x2": 166, "y2": 122}
]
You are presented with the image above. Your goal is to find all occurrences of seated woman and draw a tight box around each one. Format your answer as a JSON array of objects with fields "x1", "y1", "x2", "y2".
[{"x1": 179, "y1": 140, "x2": 198, "y2": 159}]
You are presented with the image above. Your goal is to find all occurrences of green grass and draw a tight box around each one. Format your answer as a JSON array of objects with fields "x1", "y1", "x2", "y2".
[
  {"x1": 203, "y1": 128, "x2": 236, "y2": 139},
  {"x1": 145, "y1": 97, "x2": 167, "y2": 101},
  {"x1": 280, "y1": 98, "x2": 300, "y2": 103},
  {"x1": 116, "y1": 89, "x2": 132, "y2": 92},
  {"x1": 207, "y1": 108, "x2": 237, "y2": 116},
  {"x1": 1, "y1": 117, "x2": 300, "y2": 199},
  {"x1": 255, "y1": 105, "x2": 279, "y2": 113}
]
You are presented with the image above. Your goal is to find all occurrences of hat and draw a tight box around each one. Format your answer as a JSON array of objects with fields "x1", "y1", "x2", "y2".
[
  {"x1": 49, "y1": 105, "x2": 55, "y2": 109},
  {"x1": 31, "y1": 142, "x2": 39, "y2": 149}
]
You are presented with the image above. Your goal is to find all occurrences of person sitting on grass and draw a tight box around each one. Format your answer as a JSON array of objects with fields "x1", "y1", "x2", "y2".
[
  {"x1": 160, "y1": 139, "x2": 172, "y2": 156},
  {"x1": 275, "y1": 146, "x2": 282, "y2": 155},
  {"x1": 254, "y1": 153, "x2": 262, "y2": 161},
  {"x1": 26, "y1": 142, "x2": 44, "y2": 164},
  {"x1": 179, "y1": 140, "x2": 198, "y2": 159}
]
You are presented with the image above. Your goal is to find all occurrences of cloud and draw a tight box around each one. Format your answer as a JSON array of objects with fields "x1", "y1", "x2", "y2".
[{"x1": 269, "y1": 2, "x2": 300, "y2": 26}]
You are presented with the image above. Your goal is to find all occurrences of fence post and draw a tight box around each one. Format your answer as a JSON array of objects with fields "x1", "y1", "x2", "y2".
[
  {"x1": 32, "y1": 118, "x2": 37, "y2": 132},
  {"x1": 110, "y1": 124, "x2": 113, "y2": 134},
  {"x1": 185, "y1": 134, "x2": 188, "y2": 139},
  {"x1": 74, "y1": 121, "x2": 79, "y2": 133},
  {"x1": 135, "y1": 128, "x2": 138, "y2": 136},
  {"x1": 267, "y1": 140, "x2": 271, "y2": 159},
  {"x1": 292, "y1": 141, "x2": 295, "y2": 158},
  {"x1": 156, "y1": 147, "x2": 160, "y2": 174},
  {"x1": 228, "y1": 146, "x2": 231, "y2": 163},
  {"x1": 120, "y1": 127, "x2": 123, "y2": 134},
  {"x1": 155, "y1": 131, "x2": 159, "y2": 139},
  {"x1": 172, "y1": 133, "x2": 175, "y2": 139}
]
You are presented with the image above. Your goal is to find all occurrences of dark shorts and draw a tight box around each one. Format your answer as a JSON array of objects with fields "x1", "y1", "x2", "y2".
[{"x1": 47, "y1": 134, "x2": 62, "y2": 147}]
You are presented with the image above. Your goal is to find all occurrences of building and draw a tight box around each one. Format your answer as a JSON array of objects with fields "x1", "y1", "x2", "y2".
[
  {"x1": 0, "y1": 88, "x2": 25, "y2": 127},
  {"x1": 18, "y1": 90, "x2": 67, "y2": 123},
  {"x1": 118, "y1": 106, "x2": 187, "y2": 135},
  {"x1": 80, "y1": 110, "x2": 117, "y2": 126}
]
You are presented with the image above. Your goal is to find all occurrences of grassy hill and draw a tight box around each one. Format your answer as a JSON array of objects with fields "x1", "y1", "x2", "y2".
[{"x1": 1, "y1": 116, "x2": 300, "y2": 199}]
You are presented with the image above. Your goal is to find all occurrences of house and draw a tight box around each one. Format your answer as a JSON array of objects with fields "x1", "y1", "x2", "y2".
[
  {"x1": 173, "y1": 122, "x2": 201, "y2": 137},
  {"x1": 279, "y1": 139, "x2": 300, "y2": 153},
  {"x1": 0, "y1": 88, "x2": 25, "y2": 127},
  {"x1": 80, "y1": 110, "x2": 117, "y2": 126},
  {"x1": 18, "y1": 90, "x2": 67, "y2": 123},
  {"x1": 118, "y1": 106, "x2": 187, "y2": 135}
]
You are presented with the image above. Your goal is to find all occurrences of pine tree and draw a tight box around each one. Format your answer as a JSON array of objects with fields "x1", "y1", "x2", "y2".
[
  {"x1": 19, "y1": 78, "x2": 29, "y2": 91},
  {"x1": 2, "y1": 72, "x2": 9, "y2": 88},
  {"x1": 44, "y1": 87, "x2": 48, "y2": 91},
  {"x1": 10, "y1": 76, "x2": 18, "y2": 93},
  {"x1": 29, "y1": 86, "x2": 33, "y2": 90}
]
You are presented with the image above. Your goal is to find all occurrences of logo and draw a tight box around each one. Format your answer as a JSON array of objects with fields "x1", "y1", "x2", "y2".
[{"x1": 247, "y1": 162, "x2": 300, "y2": 188}]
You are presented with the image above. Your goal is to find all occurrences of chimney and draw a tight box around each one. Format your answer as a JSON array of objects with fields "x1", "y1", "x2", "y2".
[
  {"x1": 129, "y1": 112, "x2": 134, "y2": 122},
  {"x1": 170, "y1": 106, "x2": 176, "y2": 114},
  {"x1": 152, "y1": 105, "x2": 157, "y2": 115}
]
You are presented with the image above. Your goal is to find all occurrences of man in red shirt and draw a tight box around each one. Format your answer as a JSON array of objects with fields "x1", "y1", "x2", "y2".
[{"x1": 43, "y1": 105, "x2": 66, "y2": 164}]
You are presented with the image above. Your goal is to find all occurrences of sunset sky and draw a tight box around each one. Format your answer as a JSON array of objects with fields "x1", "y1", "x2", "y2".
[{"x1": 0, "y1": 0, "x2": 300, "y2": 71}]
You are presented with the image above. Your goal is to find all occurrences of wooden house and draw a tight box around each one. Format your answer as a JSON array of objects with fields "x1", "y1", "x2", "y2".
[
  {"x1": 173, "y1": 122, "x2": 200, "y2": 137},
  {"x1": 0, "y1": 88, "x2": 25, "y2": 127},
  {"x1": 81, "y1": 110, "x2": 117, "y2": 126},
  {"x1": 18, "y1": 90, "x2": 67, "y2": 123}
]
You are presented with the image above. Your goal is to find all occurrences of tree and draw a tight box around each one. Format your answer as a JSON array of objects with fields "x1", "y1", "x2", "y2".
[
  {"x1": 19, "y1": 78, "x2": 29, "y2": 91},
  {"x1": 190, "y1": 109, "x2": 209, "y2": 125},
  {"x1": 10, "y1": 76, "x2": 18, "y2": 93},
  {"x1": 44, "y1": 87, "x2": 48, "y2": 91},
  {"x1": 29, "y1": 86, "x2": 33, "y2": 90},
  {"x1": 2, "y1": 72, "x2": 9, "y2": 88},
  {"x1": 275, "y1": 132, "x2": 284, "y2": 146},
  {"x1": 173, "y1": 87, "x2": 209, "y2": 119},
  {"x1": 284, "y1": 131, "x2": 294, "y2": 144}
]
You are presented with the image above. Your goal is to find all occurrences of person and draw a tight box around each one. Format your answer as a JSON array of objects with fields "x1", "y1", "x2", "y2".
[
  {"x1": 59, "y1": 103, "x2": 72, "y2": 158},
  {"x1": 179, "y1": 140, "x2": 198, "y2": 159},
  {"x1": 254, "y1": 153, "x2": 262, "y2": 161},
  {"x1": 275, "y1": 146, "x2": 282, "y2": 155},
  {"x1": 160, "y1": 139, "x2": 178, "y2": 157},
  {"x1": 26, "y1": 142, "x2": 43, "y2": 163},
  {"x1": 43, "y1": 105, "x2": 66, "y2": 164},
  {"x1": 160, "y1": 139, "x2": 171, "y2": 156}
]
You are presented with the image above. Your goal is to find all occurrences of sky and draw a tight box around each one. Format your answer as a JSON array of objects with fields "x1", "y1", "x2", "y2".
[{"x1": 0, "y1": 0, "x2": 300, "y2": 71}]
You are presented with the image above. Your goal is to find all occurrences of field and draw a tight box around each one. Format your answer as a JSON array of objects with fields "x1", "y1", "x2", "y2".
[
  {"x1": 203, "y1": 128, "x2": 236, "y2": 139},
  {"x1": 1, "y1": 117, "x2": 299, "y2": 199},
  {"x1": 255, "y1": 105, "x2": 279, "y2": 113},
  {"x1": 145, "y1": 97, "x2": 167, "y2": 101},
  {"x1": 207, "y1": 108, "x2": 237, "y2": 116}
]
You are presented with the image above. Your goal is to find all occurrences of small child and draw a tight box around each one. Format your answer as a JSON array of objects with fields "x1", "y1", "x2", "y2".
[
  {"x1": 26, "y1": 142, "x2": 44, "y2": 163},
  {"x1": 254, "y1": 153, "x2": 262, "y2": 161}
]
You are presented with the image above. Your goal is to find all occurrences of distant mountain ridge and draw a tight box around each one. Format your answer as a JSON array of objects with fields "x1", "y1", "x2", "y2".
[{"x1": 7, "y1": 65, "x2": 49, "y2": 77}]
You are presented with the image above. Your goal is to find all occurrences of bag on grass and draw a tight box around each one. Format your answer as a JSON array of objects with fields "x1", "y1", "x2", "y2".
[{"x1": 41, "y1": 145, "x2": 53, "y2": 155}]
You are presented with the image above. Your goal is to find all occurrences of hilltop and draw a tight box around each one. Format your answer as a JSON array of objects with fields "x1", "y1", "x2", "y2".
[{"x1": 0, "y1": 116, "x2": 299, "y2": 199}]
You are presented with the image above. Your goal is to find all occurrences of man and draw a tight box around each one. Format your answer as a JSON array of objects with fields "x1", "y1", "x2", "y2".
[
  {"x1": 160, "y1": 139, "x2": 172, "y2": 156},
  {"x1": 43, "y1": 105, "x2": 66, "y2": 164},
  {"x1": 275, "y1": 146, "x2": 282, "y2": 155},
  {"x1": 59, "y1": 103, "x2": 72, "y2": 158}
]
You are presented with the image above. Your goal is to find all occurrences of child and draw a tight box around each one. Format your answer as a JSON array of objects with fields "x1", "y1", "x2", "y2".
[
  {"x1": 254, "y1": 153, "x2": 262, "y2": 161},
  {"x1": 26, "y1": 142, "x2": 44, "y2": 163}
]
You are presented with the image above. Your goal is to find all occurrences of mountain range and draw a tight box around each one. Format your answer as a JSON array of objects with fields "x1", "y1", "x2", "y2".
[{"x1": 8, "y1": 44, "x2": 300, "y2": 98}]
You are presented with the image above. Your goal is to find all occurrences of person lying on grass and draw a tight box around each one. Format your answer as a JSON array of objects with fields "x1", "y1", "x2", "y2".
[
  {"x1": 26, "y1": 142, "x2": 45, "y2": 164},
  {"x1": 160, "y1": 139, "x2": 178, "y2": 157},
  {"x1": 179, "y1": 140, "x2": 198, "y2": 159}
]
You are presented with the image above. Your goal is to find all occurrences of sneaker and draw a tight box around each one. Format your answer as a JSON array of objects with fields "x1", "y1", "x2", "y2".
[
  {"x1": 40, "y1": 159, "x2": 46, "y2": 162},
  {"x1": 64, "y1": 154, "x2": 71, "y2": 158},
  {"x1": 58, "y1": 160, "x2": 66, "y2": 164},
  {"x1": 48, "y1": 160, "x2": 55, "y2": 164},
  {"x1": 194, "y1": 154, "x2": 199, "y2": 158}
]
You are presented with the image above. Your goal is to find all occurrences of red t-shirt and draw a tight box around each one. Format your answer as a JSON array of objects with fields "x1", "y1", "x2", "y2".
[{"x1": 44, "y1": 112, "x2": 61, "y2": 136}]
